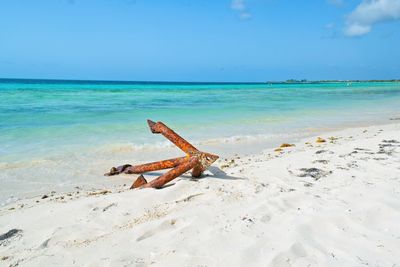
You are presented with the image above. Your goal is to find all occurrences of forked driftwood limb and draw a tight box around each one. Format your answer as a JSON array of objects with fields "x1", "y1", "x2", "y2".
[{"x1": 105, "y1": 120, "x2": 219, "y2": 189}]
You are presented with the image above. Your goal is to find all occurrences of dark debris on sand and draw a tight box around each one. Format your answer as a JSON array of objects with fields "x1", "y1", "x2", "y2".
[
  {"x1": 377, "y1": 140, "x2": 399, "y2": 156},
  {"x1": 0, "y1": 229, "x2": 23, "y2": 246},
  {"x1": 298, "y1": 168, "x2": 332, "y2": 180},
  {"x1": 382, "y1": 139, "x2": 399, "y2": 144},
  {"x1": 315, "y1": 150, "x2": 334, "y2": 155}
]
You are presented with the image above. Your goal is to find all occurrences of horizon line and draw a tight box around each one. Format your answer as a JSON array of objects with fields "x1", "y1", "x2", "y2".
[{"x1": 1, "y1": 77, "x2": 400, "y2": 84}]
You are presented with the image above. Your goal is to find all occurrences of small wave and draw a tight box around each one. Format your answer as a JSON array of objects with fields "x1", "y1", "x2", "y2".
[
  {"x1": 196, "y1": 131, "x2": 312, "y2": 146},
  {"x1": 96, "y1": 131, "x2": 308, "y2": 154},
  {"x1": 0, "y1": 159, "x2": 55, "y2": 170},
  {"x1": 96, "y1": 141, "x2": 174, "y2": 154},
  {"x1": 196, "y1": 134, "x2": 274, "y2": 145},
  {"x1": 0, "y1": 131, "x2": 310, "y2": 171},
  {"x1": 95, "y1": 135, "x2": 272, "y2": 154}
]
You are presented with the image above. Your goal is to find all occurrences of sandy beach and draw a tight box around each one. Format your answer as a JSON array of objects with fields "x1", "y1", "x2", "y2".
[
  {"x1": 3, "y1": 0, "x2": 400, "y2": 265},
  {"x1": 1, "y1": 122, "x2": 399, "y2": 266}
]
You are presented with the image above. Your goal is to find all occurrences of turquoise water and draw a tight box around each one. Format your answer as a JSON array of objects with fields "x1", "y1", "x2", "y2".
[{"x1": 1, "y1": 79, "x2": 400, "y2": 204}]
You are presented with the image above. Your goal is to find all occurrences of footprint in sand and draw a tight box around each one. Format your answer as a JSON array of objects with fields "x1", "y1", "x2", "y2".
[
  {"x1": 136, "y1": 219, "x2": 177, "y2": 242},
  {"x1": 270, "y1": 242, "x2": 308, "y2": 267},
  {"x1": 260, "y1": 214, "x2": 272, "y2": 223}
]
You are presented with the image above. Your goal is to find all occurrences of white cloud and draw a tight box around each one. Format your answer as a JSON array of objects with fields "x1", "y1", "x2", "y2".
[
  {"x1": 231, "y1": 0, "x2": 251, "y2": 20},
  {"x1": 345, "y1": 23, "x2": 371, "y2": 36},
  {"x1": 345, "y1": 0, "x2": 400, "y2": 37},
  {"x1": 231, "y1": 0, "x2": 246, "y2": 11}
]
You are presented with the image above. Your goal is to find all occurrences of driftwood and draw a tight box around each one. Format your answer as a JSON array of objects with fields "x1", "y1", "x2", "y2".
[{"x1": 105, "y1": 120, "x2": 219, "y2": 189}]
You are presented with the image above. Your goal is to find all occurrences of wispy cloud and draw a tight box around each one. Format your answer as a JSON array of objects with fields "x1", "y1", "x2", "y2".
[
  {"x1": 322, "y1": 22, "x2": 340, "y2": 39},
  {"x1": 325, "y1": 22, "x2": 335, "y2": 29},
  {"x1": 344, "y1": 0, "x2": 400, "y2": 37},
  {"x1": 327, "y1": 0, "x2": 344, "y2": 8},
  {"x1": 231, "y1": 0, "x2": 246, "y2": 11},
  {"x1": 231, "y1": 0, "x2": 251, "y2": 20}
]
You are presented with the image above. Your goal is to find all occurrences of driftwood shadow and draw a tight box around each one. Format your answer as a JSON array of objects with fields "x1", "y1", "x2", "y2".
[
  {"x1": 139, "y1": 166, "x2": 245, "y2": 181},
  {"x1": 205, "y1": 166, "x2": 245, "y2": 180}
]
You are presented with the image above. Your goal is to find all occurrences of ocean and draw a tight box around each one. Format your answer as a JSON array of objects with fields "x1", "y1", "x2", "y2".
[{"x1": 1, "y1": 79, "x2": 400, "y2": 205}]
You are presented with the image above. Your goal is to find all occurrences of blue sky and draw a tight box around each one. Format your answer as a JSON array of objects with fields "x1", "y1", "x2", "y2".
[{"x1": 0, "y1": 0, "x2": 399, "y2": 82}]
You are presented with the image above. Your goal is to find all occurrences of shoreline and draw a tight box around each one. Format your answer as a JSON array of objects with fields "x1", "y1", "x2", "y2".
[
  {"x1": 2, "y1": 117, "x2": 400, "y2": 206},
  {"x1": 2, "y1": 79, "x2": 400, "y2": 206},
  {"x1": 1, "y1": 122, "x2": 400, "y2": 266}
]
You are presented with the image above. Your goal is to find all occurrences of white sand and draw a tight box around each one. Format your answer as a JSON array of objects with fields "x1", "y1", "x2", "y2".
[{"x1": 1, "y1": 123, "x2": 400, "y2": 267}]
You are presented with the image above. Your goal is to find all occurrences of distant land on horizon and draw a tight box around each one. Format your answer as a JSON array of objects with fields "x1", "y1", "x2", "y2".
[{"x1": 0, "y1": 77, "x2": 400, "y2": 85}]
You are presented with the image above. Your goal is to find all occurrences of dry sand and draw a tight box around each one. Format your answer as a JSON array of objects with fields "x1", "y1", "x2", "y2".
[{"x1": 1, "y1": 123, "x2": 400, "y2": 267}]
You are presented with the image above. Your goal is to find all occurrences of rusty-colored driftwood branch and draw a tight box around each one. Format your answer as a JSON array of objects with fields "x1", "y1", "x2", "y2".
[{"x1": 105, "y1": 120, "x2": 219, "y2": 189}]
